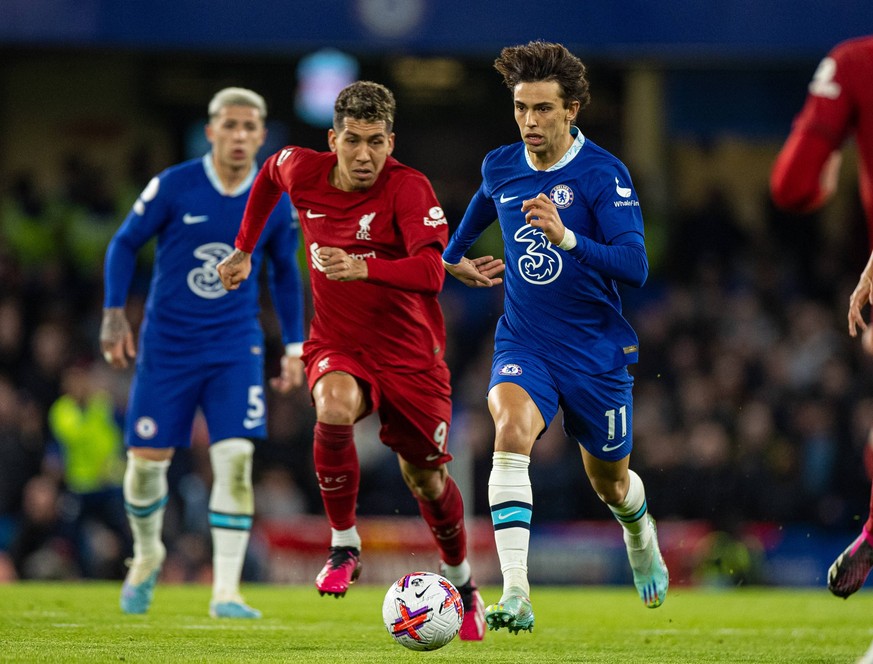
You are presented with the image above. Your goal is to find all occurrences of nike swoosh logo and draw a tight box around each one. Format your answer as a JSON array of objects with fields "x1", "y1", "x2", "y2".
[
  {"x1": 414, "y1": 585, "x2": 431, "y2": 598},
  {"x1": 497, "y1": 510, "x2": 522, "y2": 520},
  {"x1": 183, "y1": 213, "x2": 209, "y2": 224},
  {"x1": 242, "y1": 418, "x2": 264, "y2": 429},
  {"x1": 602, "y1": 441, "x2": 625, "y2": 452},
  {"x1": 306, "y1": 209, "x2": 327, "y2": 219},
  {"x1": 318, "y1": 484, "x2": 344, "y2": 492},
  {"x1": 499, "y1": 193, "x2": 519, "y2": 203},
  {"x1": 425, "y1": 453, "x2": 442, "y2": 462}
]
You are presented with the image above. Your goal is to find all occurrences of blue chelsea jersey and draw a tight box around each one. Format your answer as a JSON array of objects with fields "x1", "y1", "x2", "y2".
[
  {"x1": 445, "y1": 130, "x2": 647, "y2": 374},
  {"x1": 104, "y1": 154, "x2": 303, "y2": 359}
]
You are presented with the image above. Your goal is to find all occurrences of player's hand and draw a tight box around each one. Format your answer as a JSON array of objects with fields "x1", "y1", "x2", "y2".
[
  {"x1": 217, "y1": 249, "x2": 253, "y2": 290},
  {"x1": 522, "y1": 193, "x2": 565, "y2": 245},
  {"x1": 99, "y1": 307, "x2": 137, "y2": 369},
  {"x1": 443, "y1": 256, "x2": 504, "y2": 288},
  {"x1": 820, "y1": 150, "x2": 843, "y2": 203},
  {"x1": 848, "y1": 272, "x2": 873, "y2": 337},
  {"x1": 317, "y1": 246, "x2": 368, "y2": 282},
  {"x1": 270, "y1": 354, "x2": 305, "y2": 393}
]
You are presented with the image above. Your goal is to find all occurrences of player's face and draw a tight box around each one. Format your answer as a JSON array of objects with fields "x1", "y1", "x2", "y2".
[
  {"x1": 328, "y1": 118, "x2": 395, "y2": 192},
  {"x1": 206, "y1": 105, "x2": 266, "y2": 172},
  {"x1": 513, "y1": 80, "x2": 580, "y2": 169}
]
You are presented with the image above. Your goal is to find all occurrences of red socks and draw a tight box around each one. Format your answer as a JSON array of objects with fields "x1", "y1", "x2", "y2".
[
  {"x1": 417, "y1": 475, "x2": 467, "y2": 566},
  {"x1": 313, "y1": 422, "x2": 359, "y2": 531}
]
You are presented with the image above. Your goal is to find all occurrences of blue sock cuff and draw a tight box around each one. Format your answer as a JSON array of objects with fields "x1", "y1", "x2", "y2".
[
  {"x1": 125, "y1": 494, "x2": 169, "y2": 518},
  {"x1": 208, "y1": 511, "x2": 253, "y2": 531}
]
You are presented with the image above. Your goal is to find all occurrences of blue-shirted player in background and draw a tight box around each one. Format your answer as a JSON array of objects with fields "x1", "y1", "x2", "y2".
[
  {"x1": 443, "y1": 41, "x2": 668, "y2": 633},
  {"x1": 100, "y1": 87, "x2": 305, "y2": 619}
]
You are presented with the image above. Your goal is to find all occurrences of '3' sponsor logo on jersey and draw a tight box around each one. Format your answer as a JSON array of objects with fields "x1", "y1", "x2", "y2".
[
  {"x1": 188, "y1": 242, "x2": 232, "y2": 299},
  {"x1": 514, "y1": 225, "x2": 562, "y2": 285}
]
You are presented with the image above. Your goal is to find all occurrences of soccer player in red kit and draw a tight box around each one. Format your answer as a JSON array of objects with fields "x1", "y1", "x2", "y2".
[
  {"x1": 771, "y1": 35, "x2": 873, "y2": 600},
  {"x1": 217, "y1": 81, "x2": 485, "y2": 641}
]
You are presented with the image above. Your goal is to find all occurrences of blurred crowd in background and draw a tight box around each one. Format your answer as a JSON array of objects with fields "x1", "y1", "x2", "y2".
[{"x1": 2, "y1": 53, "x2": 873, "y2": 586}]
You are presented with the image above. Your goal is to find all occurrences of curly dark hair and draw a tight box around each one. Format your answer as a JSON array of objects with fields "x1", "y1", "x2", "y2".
[
  {"x1": 333, "y1": 81, "x2": 396, "y2": 133},
  {"x1": 494, "y1": 41, "x2": 591, "y2": 112}
]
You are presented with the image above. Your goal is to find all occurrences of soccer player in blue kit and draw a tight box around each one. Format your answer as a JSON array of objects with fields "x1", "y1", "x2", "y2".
[
  {"x1": 443, "y1": 41, "x2": 668, "y2": 633},
  {"x1": 100, "y1": 87, "x2": 305, "y2": 618}
]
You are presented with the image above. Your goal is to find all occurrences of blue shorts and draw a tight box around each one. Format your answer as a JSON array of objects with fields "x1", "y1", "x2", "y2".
[
  {"x1": 489, "y1": 348, "x2": 634, "y2": 461},
  {"x1": 126, "y1": 347, "x2": 267, "y2": 448}
]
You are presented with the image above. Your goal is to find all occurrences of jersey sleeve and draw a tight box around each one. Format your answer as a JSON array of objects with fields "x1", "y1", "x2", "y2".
[
  {"x1": 565, "y1": 234, "x2": 648, "y2": 287},
  {"x1": 366, "y1": 246, "x2": 445, "y2": 295},
  {"x1": 103, "y1": 174, "x2": 172, "y2": 307},
  {"x1": 235, "y1": 149, "x2": 292, "y2": 253},
  {"x1": 770, "y1": 43, "x2": 857, "y2": 212},
  {"x1": 263, "y1": 195, "x2": 305, "y2": 345},
  {"x1": 573, "y1": 164, "x2": 648, "y2": 287},
  {"x1": 364, "y1": 170, "x2": 448, "y2": 294},
  {"x1": 442, "y1": 180, "x2": 498, "y2": 264},
  {"x1": 590, "y1": 164, "x2": 645, "y2": 243}
]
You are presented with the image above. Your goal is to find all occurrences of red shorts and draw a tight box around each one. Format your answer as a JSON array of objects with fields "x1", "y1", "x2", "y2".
[{"x1": 302, "y1": 341, "x2": 453, "y2": 469}]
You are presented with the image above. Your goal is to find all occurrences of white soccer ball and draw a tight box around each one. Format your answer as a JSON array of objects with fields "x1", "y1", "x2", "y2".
[{"x1": 382, "y1": 571, "x2": 464, "y2": 651}]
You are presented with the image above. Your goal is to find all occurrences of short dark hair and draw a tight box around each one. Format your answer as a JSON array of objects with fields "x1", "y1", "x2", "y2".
[
  {"x1": 494, "y1": 41, "x2": 591, "y2": 111},
  {"x1": 333, "y1": 81, "x2": 396, "y2": 133}
]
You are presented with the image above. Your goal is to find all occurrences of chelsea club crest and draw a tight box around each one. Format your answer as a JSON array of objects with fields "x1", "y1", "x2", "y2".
[{"x1": 549, "y1": 184, "x2": 574, "y2": 209}]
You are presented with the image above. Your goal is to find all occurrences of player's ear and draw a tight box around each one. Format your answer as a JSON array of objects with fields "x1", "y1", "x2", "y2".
[
  {"x1": 205, "y1": 122, "x2": 215, "y2": 145},
  {"x1": 387, "y1": 133, "x2": 395, "y2": 155},
  {"x1": 566, "y1": 100, "x2": 580, "y2": 124},
  {"x1": 327, "y1": 128, "x2": 338, "y2": 153}
]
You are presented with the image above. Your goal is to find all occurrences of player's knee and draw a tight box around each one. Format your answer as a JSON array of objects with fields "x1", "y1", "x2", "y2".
[
  {"x1": 493, "y1": 420, "x2": 536, "y2": 454},
  {"x1": 124, "y1": 452, "x2": 171, "y2": 503},
  {"x1": 129, "y1": 447, "x2": 174, "y2": 463},
  {"x1": 315, "y1": 406, "x2": 357, "y2": 425},
  {"x1": 210, "y1": 438, "x2": 254, "y2": 493}
]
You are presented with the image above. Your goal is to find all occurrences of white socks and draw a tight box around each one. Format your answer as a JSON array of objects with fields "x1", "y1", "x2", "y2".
[
  {"x1": 209, "y1": 438, "x2": 255, "y2": 602},
  {"x1": 440, "y1": 560, "x2": 472, "y2": 589},
  {"x1": 123, "y1": 452, "x2": 171, "y2": 582},
  {"x1": 331, "y1": 526, "x2": 362, "y2": 550},
  {"x1": 488, "y1": 451, "x2": 532, "y2": 596},
  {"x1": 608, "y1": 469, "x2": 654, "y2": 558}
]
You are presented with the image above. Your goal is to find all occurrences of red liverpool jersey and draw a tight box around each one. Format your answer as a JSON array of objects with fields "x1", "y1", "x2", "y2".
[
  {"x1": 237, "y1": 147, "x2": 449, "y2": 371},
  {"x1": 771, "y1": 35, "x2": 873, "y2": 240}
]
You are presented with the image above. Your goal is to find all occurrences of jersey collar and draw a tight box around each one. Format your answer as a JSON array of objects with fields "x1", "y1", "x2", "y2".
[
  {"x1": 202, "y1": 153, "x2": 257, "y2": 197},
  {"x1": 523, "y1": 125, "x2": 586, "y2": 172}
]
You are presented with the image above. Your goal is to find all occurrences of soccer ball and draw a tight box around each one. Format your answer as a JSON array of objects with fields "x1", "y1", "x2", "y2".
[{"x1": 382, "y1": 571, "x2": 464, "y2": 651}]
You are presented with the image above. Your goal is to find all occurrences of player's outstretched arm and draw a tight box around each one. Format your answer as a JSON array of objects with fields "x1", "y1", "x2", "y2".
[
  {"x1": 100, "y1": 307, "x2": 136, "y2": 369},
  {"x1": 217, "y1": 249, "x2": 253, "y2": 290},
  {"x1": 443, "y1": 256, "x2": 505, "y2": 288}
]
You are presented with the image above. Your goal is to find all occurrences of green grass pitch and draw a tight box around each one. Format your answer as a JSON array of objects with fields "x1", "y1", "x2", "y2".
[{"x1": 1, "y1": 582, "x2": 872, "y2": 662}]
